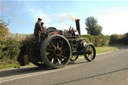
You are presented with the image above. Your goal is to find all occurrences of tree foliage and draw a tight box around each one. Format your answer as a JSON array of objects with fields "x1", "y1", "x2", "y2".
[
  {"x1": 0, "y1": 19, "x2": 21, "y2": 64},
  {"x1": 109, "y1": 34, "x2": 122, "y2": 44},
  {"x1": 85, "y1": 17, "x2": 102, "y2": 35},
  {"x1": 120, "y1": 33, "x2": 128, "y2": 44},
  {"x1": 0, "y1": 19, "x2": 9, "y2": 40},
  {"x1": 109, "y1": 33, "x2": 128, "y2": 45}
]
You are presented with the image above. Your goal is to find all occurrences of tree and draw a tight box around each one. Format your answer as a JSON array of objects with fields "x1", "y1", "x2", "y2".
[
  {"x1": 122, "y1": 32, "x2": 128, "y2": 44},
  {"x1": 85, "y1": 17, "x2": 102, "y2": 35},
  {"x1": 0, "y1": 18, "x2": 21, "y2": 64},
  {"x1": 0, "y1": 19, "x2": 9, "y2": 40},
  {"x1": 110, "y1": 34, "x2": 122, "y2": 44}
]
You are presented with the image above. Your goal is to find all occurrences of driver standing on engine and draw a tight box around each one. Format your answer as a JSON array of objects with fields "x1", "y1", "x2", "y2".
[{"x1": 34, "y1": 18, "x2": 42, "y2": 43}]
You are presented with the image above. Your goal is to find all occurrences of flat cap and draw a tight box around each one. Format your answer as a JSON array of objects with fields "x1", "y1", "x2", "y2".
[{"x1": 38, "y1": 18, "x2": 42, "y2": 20}]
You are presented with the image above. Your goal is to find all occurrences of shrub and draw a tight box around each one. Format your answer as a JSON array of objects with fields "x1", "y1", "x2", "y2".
[
  {"x1": 121, "y1": 33, "x2": 128, "y2": 44},
  {"x1": 109, "y1": 34, "x2": 122, "y2": 44},
  {"x1": 0, "y1": 38, "x2": 21, "y2": 64},
  {"x1": 82, "y1": 35, "x2": 110, "y2": 47}
]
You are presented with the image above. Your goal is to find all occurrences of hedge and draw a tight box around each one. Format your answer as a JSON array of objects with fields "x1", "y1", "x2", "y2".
[
  {"x1": 82, "y1": 35, "x2": 110, "y2": 47},
  {"x1": 0, "y1": 38, "x2": 21, "y2": 65}
]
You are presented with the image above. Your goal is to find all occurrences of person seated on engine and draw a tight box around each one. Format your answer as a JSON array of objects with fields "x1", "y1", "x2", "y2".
[
  {"x1": 41, "y1": 22, "x2": 46, "y2": 33},
  {"x1": 40, "y1": 22, "x2": 48, "y2": 42}
]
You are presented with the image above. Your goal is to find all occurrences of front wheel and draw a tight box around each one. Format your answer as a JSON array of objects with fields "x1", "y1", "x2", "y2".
[{"x1": 84, "y1": 44, "x2": 96, "y2": 62}]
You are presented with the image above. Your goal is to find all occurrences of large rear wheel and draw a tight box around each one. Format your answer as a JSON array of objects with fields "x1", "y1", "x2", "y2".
[{"x1": 40, "y1": 34, "x2": 71, "y2": 68}]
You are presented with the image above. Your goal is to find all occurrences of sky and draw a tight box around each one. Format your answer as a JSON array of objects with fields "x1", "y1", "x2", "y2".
[{"x1": 0, "y1": 0, "x2": 128, "y2": 35}]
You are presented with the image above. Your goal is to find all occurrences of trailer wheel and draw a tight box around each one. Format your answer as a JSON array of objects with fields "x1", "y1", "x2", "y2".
[
  {"x1": 40, "y1": 34, "x2": 71, "y2": 69},
  {"x1": 84, "y1": 44, "x2": 96, "y2": 62}
]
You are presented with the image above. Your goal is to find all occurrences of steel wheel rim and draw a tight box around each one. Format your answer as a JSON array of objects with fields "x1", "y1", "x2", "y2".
[
  {"x1": 85, "y1": 45, "x2": 95, "y2": 60},
  {"x1": 45, "y1": 36, "x2": 70, "y2": 66}
]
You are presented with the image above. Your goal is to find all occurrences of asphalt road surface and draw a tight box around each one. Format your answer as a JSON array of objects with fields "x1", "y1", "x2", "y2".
[{"x1": 0, "y1": 46, "x2": 128, "y2": 85}]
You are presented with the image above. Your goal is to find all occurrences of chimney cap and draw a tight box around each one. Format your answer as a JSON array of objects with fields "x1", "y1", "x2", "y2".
[{"x1": 75, "y1": 19, "x2": 80, "y2": 21}]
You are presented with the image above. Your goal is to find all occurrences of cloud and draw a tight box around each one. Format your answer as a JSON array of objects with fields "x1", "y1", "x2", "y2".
[
  {"x1": 56, "y1": 25, "x2": 69, "y2": 30},
  {"x1": 0, "y1": 0, "x2": 7, "y2": 8},
  {"x1": 0, "y1": 0, "x2": 24, "y2": 24},
  {"x1": 28, "y1": 8, "x2": 51, "y2": 24},
  {"x1": 98, "y1": 8, "x2": 128, "y2": 35},
  {"x1": 0, "y1": 0, "x2": 8, "y2": 15},
  {"x1": 55, "y1": 13, "x2": 70, "y2": 22}
]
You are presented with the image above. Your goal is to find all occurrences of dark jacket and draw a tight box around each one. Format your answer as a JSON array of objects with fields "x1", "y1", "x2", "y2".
[{"x1": 34, "y1": 22, "x2": 42, "y2": 37}]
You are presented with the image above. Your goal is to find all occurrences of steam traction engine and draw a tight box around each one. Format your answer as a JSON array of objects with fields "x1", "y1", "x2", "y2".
[{"x1": 17, "y1": 19, "x2": 96, "y2": 69}]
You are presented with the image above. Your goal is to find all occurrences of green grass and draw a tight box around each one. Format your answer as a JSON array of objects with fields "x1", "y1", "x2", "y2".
[
  {"x1": 96, "y1": 46, "x2": 118, "y2": 54},
  {"x1": 0, "y1": 63, "x2": 20, "y2": 69}
]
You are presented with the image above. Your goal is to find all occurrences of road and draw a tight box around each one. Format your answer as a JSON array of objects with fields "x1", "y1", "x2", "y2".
[{"x1": 0, "y1": 47, "x2": 128, "y2": 85}]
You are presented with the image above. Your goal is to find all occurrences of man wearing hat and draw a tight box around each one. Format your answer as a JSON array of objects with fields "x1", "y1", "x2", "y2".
[{"x1": 34, "y1": 18, "x2": 42, "y2": 42}]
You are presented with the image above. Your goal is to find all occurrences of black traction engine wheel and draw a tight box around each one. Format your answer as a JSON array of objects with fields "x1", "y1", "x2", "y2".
[
  {"x1": 84, "y1": 44, "x2": 96, "y2": 62},
  {"x1": 40, "y1": 34, "x2": 71, "y2": 69}
]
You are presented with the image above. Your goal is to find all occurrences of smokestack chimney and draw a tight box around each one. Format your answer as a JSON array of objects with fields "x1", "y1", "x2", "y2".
[{"x1": 75, "y1": 19, "x2": 81, "y2": 35}]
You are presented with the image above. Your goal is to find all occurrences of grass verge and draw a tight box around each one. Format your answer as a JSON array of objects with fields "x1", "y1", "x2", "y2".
[
  {"x1": 0, "y1": 62, "x2": 20, "y2": 69},
  {"x1": 96, "y1": 46, "x2": 118, "y2": 54}
]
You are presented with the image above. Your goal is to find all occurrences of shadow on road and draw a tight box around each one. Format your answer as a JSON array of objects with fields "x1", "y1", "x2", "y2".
[
  {"x1": 0, "y1": 61, "x2": 87, "y2": 78},
  {"x1": 54, "y1": 67, "x2": 128, "y2": 85},
  {"x1": 0, "y1": 65, "x2": 50, "y2": 77},
  {"x1": 69, "y1": 61, "x2": 88, "y2": 65}
]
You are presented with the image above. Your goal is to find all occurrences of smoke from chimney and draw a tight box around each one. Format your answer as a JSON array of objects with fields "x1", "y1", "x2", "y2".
[{"x1": 69, "y1": 14, "x2": 79, "y2": 21}]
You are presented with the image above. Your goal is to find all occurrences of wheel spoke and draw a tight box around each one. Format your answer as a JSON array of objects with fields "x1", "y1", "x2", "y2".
[
  {"x1": 46, "y1": 52, "x2": 50, "y2": 55},
  {"x1": 47, "y1": 44, "x2": 53, "y2": 49},
  {"x1": 57, "y1": 58, "x2": 62, "y2": 64},
  {"x1": 49, "y1": 41, "x2": 56, "y2": 48},
  {"x1": 47, "y1": 54, "x2": 54, "y2": 61},
  {"x1": 62, "y1": 48, "x2": 69, "y2": 52},
  {"x1": 46, "y1": 48, "x2": 54, "y2": 52},
  {"x1": 90, "y1": 53, "x2": 93, "y2": 58},
  {"x1": 56, "y1": 38, "x2": 60, "y2": 48},
  {"x1": 58, "y1": 56, "x2": 65, "y2": 62},
  {"x1": 89, "y1": 46, "x2": 93, "y2": 52},
  {"x1": 53, "y1": 57, "x2": 58, "y2": 64},
  {"x1": 58, "y1": 40, "x2": 64, "y2": 48},
  {"x1": 61, "y1": 55, "x2": 67, "y2": 59},
  {"x1": 58, "y1": 57, "x2": 63, "y2": 62}
]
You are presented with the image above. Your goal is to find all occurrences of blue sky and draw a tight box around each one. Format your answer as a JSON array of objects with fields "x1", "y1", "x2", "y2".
[{"x1": 1, "y1": 0, "x2": 128, "y2": 35}]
